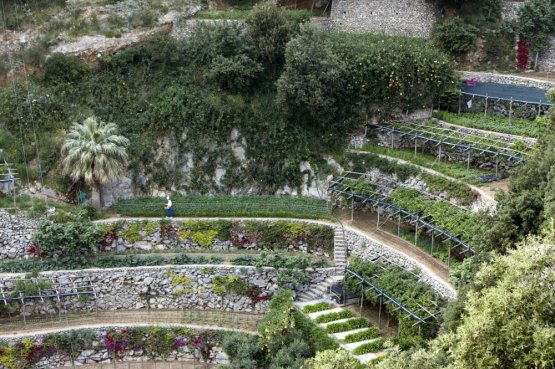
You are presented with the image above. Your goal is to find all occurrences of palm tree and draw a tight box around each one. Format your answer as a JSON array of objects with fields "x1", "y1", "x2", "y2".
[{"x1": 62, "y1": 117, "x2": 129, "y2": 209}]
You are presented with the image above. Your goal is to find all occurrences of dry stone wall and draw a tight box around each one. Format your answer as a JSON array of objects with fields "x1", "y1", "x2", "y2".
[
  {"x1": 0, "y1": 265, "x2": 344, "y2": 316},
  {"x1": 0, "y1": 327, "x2": 228, "y2": 368},
  {"x1": 0, "y1": 210, "x2": 38, "y2": 260},
  {"x1": 328, "y1": 0, "x2": 439, "y2": 38}
]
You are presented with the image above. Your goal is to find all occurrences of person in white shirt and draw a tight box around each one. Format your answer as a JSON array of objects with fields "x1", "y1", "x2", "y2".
[{"x1": 166, "y1": 196, "x2": 173, "y2": 217}]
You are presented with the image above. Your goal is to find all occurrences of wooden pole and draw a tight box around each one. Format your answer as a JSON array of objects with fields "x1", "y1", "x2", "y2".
[
  {"x1": 397, "y1": 214, "x2": 401, "y2": 236},
  {"x1": 377, "y1": 207, "x2": 380, "y2": 230},
  {"x1": 509, "y1": 97, "x2": 513, "y2": 124},
  {"x1": 467, "y1": 152, "x2": 471, "y2": 170},
  {"x1": 415, "y1": 222, "x2": 418, "y2": 246},
  {"x1": 448, "y1": 245, "x2": 451, "y2": 267},
  {"x1": 351, "y1": 198, "x2": 354, "y2": 222},
  {"x1": 360, "y1": 284, "x2": 363, "y2": 315},
  {"x1": 485, "y1": 94, "x2": 488, "y2": 117},
  {"x1": 431, "y1": 233, "x2": 434, "y2": 257},
  {"x1": 378, "y1": 295, "x2": 383, "y2": 328},
  {"x1": 458, "y1": 90, "x2": 462, "y2": 114}
]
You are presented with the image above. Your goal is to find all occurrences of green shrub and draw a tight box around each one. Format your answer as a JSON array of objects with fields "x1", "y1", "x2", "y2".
[
  {"x1": 191, "y1": 229, "x2": 218, "y2": 247},
  {"x1": 31, "y1": 219, "x2": 102, "y2": 258},
  {"x1": 292, "y1": 310, "x2": 339, "y2": 352},
  {"x1": 433, "y1": 17, "x2": 478, "y2": 55},
  {"x1": 44, "y1": 53, "x2": 89, "y2": 83},
  {"x1": 344, "y1": 327, "x2": 381, "y2": 343},
  {"x1": 352, "y1": 339, "x2": 385, "y2": 355},
  {"x1": 0, "y1": 253, "x2": 221, "y2": 273},
  {"x1": 303, "y1": 301, "x2": 332, "y2": 314},
  {"x1": 129, "y1": 9, "x2": 156, "y2": 27},
  {"x1": 314, "y1": 310, "x2": 353, "y2": 324},
  {"x1": 325, "y1": 318, "x2": 369, "y2": 334}
]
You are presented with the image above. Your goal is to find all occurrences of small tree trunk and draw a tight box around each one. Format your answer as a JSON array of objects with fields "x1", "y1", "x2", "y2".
[
  {"x1": 92, "y1": 180, "x2": 104, "y2": 210},
  {"x1": 534, "y1": 51, "x2": 539, "y2": 70}
]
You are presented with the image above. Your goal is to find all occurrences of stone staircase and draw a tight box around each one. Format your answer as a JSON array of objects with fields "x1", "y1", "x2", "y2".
[
  {"x1": 334, "y1": 228, "x2": 348, "y2": 268},
  {"x1": 294, "y1": 300, "x2": 388, "y2": 364},
  {"x1": 295, "y1": 275, "x2": 344, "y2": 303}
]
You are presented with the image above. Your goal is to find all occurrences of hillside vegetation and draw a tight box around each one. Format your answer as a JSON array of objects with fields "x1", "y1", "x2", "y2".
[{"x1": 0, "y1": 4, "x2": 455, "y2": 196}]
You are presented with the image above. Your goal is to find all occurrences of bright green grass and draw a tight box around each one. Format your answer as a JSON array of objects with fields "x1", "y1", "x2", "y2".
[
  {"x1": 361, "y1": 144, "x2": 494, "y2": 185},
  {"x1": 303, "y1": 302, "x2": 333, "y2": 314},
  {"x1": 112, "y1": 195, "x2": 331, "y2": 219},
  {"x1": 433, "y1": 111, "x2": 541, "y2": 138}
]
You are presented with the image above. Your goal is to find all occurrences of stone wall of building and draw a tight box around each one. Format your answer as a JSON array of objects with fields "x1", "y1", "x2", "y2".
[
  {"x1": 328, "y1": 0, "x2": 439, "y2": 38},
  {"x1": 0, "y1": 210, "x2": 38, "y2": 260}
]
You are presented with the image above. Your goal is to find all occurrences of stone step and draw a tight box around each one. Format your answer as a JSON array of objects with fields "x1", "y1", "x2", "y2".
[
  {"x1": 342, "y1": 338, "x2": 381, "y2": 351},
  {"x1": 330, "y1": 327, "x2": 369, "y2": 340},
  {"x1": 307, "y1": 307, "x2": 346, "y2": 320},
  {"x1": 356, "y1": 352, "x2": 381, "y2": 363},
  {"x1": 319, "y1": 317, "x2": 360, "y2": 328}
]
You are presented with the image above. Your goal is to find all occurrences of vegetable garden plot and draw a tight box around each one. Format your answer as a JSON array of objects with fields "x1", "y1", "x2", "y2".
[
  {"x1": 370, "y1": 119, "x2": 536, "y2": 163},
  {"x1": 328, "y1": 173, "x2": 476, "y2": 259}
]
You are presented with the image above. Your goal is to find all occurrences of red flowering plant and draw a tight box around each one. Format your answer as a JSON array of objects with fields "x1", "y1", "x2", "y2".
[
  {"x1": 98, "y1": 228, "x2": 118, "y2": 251},
  {"x1": 27, "y1": 243, "x2": 45, "y2": 257},
  {"x1": 103, "y1": 329, "x2": 130, "y2": 357},
  {"x1": 160, "y1": 223, "x2": 178, "y2": 242},
  {"x1": 517, "y1": 39, "x2": 529, "y2": 70},
  {"x1": 247, "y1": 285, "x2": 272, "y2": 307},
  {"x1": 230, "y1": 222, "x2": 259, "y2": 249},
  {"x1": 191, "y1": 333, "x2": 213, "y2": 364}
]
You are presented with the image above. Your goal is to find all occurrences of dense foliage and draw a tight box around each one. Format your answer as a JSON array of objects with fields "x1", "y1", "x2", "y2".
[
  {"x1": 0, "y1": 8, "x2": 455, "y2": 195},
  {"x1": 343, "y1": 152, "x2": 475, "y2": 204},
  {"x1": 30, "y1": 218, "x2": 102, "y2": 258},
  {"x1": 433, "y1": 111, "x2": 542, "y2": 138},
  {"x1": 433, "y1": 17, "x2": 478, "y2": 56},
  {"x1": 377, "y1": 233, "x2": 555, "y2": 369},
  {"x1": 223, "y1": 290, "x2": 338, "y2": 369},
  {"x1": 346, "y1": 256, "x2": 447, "y2": 338},
  {"x1": 389, "y1": 188, "x2": 479, "y2": 244}
]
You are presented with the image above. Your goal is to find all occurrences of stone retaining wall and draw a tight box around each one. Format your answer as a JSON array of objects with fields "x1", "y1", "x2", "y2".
[
  {"x1": 0, "y1": 265, "x2": 343, "y2": 317},
  {"x1": 0, "y1": 210, "x2": 38, "y2": 260},
  {"x1": 460, "y1": 71, "x2": 555, "y2": 90},
  {"x1": 458, "y1": 92, "x2": 551, "y2": 120},
  {"x1": 340, "y1": 226, "x2": 456, "y2": 298},
  {"x1": 0, "y1": 326, "x2": 228, "y2": 368}
]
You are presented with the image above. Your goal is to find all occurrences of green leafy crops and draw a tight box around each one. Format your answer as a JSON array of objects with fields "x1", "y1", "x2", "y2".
[
  {"x1": 344, "y1": 327, "x2": 381, "y2": 343},
  {"x1": 112, "y1": 196, "x2": 331, "y2": 219},
  {"x1": 352, "y1": 339, "x2": 386, "y2": 355},
  {"x1": 361, "y1": 144, "x2": 491, "y2": 185},
  {"x1": 389, "y1": 188, "x2": 478, "y2": 243},
  {"x1": 325, "y1": 318, "x2": 369, "y2": 333},
  {"x1": 0, "y1": 253, "x2": 222, "y2": 273},
  {"x1": 314, "y1": 310, "x2": 353, "y2": 324},
  {"x1": 303, "y1": 302, "x2": 333, "y2": 314},
  {"x1": 433, "y1": 111, "x2": 540, "y2": 138},
  {"x1": 342, "y1": 152, "x2": 475, "y2": 204}
]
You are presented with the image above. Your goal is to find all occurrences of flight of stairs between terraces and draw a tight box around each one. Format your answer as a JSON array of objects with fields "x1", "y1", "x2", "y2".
[
  {"x1": 296, "y1": 275, "x2": 344, "y2": 302},
  {"x1": 333, "y1": 227, "x2": 347, "y2": 268}
]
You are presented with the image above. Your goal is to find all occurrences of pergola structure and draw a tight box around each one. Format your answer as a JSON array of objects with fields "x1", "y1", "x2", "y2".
[
  {"x1": 345, "y1": 266, "x2": 441, "y2": 335},
  {"x1": 0, "y1": 275, "x2": 97, "y2": 325},
  {"x1": 328, "y1": 172, "x2": 476, "y2": 264},
  {"x1": 369, "y1": 121, "x2": 532, "y2": 174}
]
